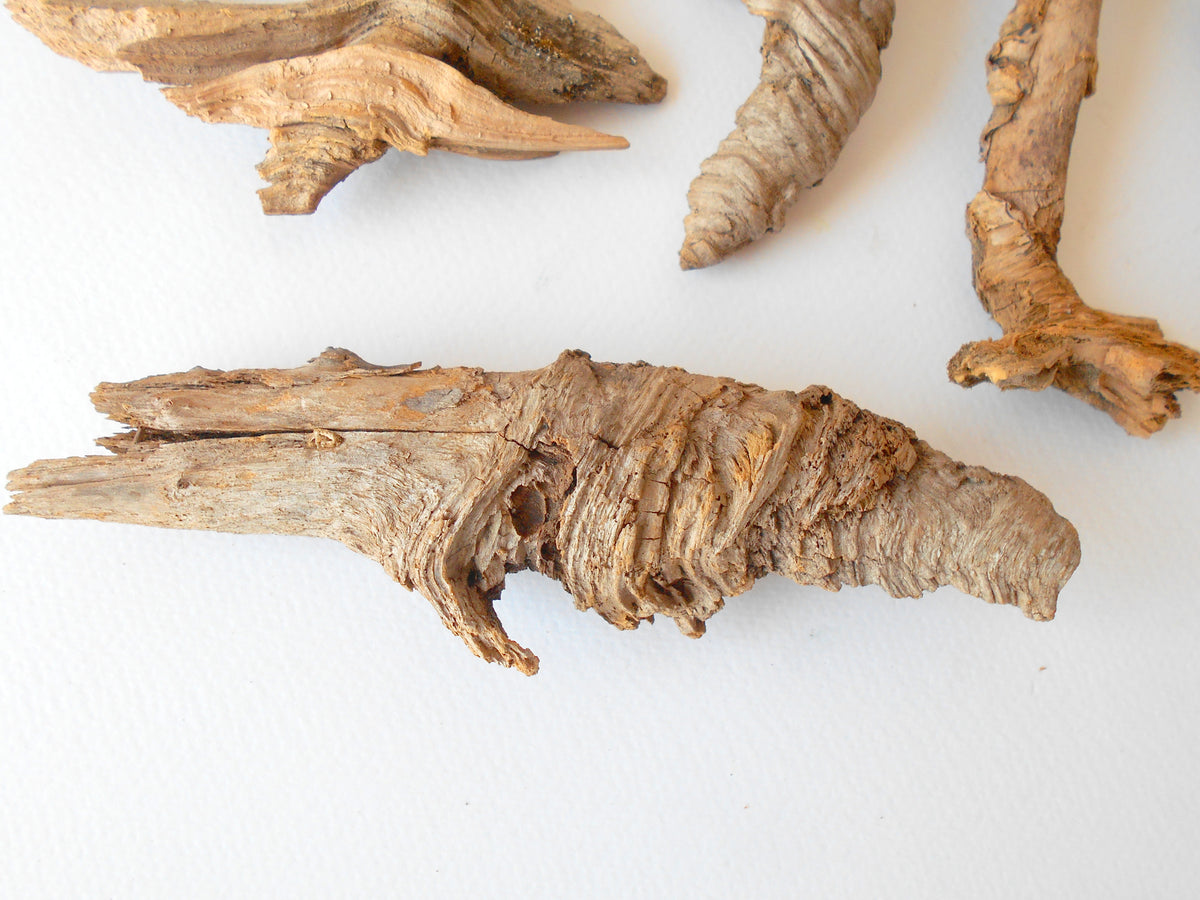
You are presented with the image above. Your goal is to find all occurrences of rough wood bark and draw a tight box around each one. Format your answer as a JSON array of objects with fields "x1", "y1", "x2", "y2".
[
  {"x1": 680, "y1": 0, "x2": 895, "y2": 270},
  {"x1": 7, "y1": 0, "x2": 666, "y2": 213},
  {"x1": 7, "y1": 350, "x2": 1081, "y2": 675},
  {"x1": 947, "y1": 0, "x2": 1200, "y2": 436}
]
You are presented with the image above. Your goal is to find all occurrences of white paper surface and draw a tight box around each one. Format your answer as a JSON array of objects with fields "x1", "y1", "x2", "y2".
[{"x1": 1, "y1": 1, "x2": 1198, "y2": 896}]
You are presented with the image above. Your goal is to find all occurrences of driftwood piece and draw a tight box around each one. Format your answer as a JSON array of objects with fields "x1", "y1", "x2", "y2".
[
  {"x1": 7, "y1": 0, "x2": 667, "y2": 103},
  {"x1": 947, "y1": 0, "x2": 1200, "y2": 436},
  {"x1": 161, "y1": 45, "x2": 628, "y2": 212},
  {"x1": 680, "y1": 0, "x2": 895, "y2": 270},
  {"x1": 7, "y1": 0, "x2": 666, "y2": 213},
  {"x1": 7, "y1": 350, "x2": 1081, "y2": 675}
]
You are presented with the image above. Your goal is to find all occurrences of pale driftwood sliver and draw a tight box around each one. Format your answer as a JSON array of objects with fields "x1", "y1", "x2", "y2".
[
  {"x1": 948, "y1": 0, "x2": 1200, "y2": 435},
  {"x1": 8, "y1": 0, "x2": 666, "y2": 213},
  {"x1": 7, "y1": 350, "x2": 1080, "y2": 675}
]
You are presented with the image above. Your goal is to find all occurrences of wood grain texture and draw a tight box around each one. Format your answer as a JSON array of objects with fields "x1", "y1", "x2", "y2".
[
  {"x1": 7, "y1": 0, "x2": 667, "y2": 103},
  {"x1": 680, "y1": 0, "x2": 895, "y2": 270},
  {"x1": 947, "y1": 0, "x2": 1200, "y2": 436},
  {"x1": 7, "y1": 0, "x2": 664, "y2": 213},
  {"x1": 7, "y1": 350, "x2": 1081, "y2": 675}
]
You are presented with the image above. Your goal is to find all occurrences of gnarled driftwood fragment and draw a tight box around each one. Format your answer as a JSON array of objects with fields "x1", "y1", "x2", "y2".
[
  {"x1": 162, "y1": 45, "x2": 628, "y2": 212},
  {"x1": 7, "y1": 0, "x2": 666, "y2": 213},
  {"x1": 7, "y1": 350, "x2": 1080, "y2": 675},
  {"x1": 947, "y1": 0, "x2": 1200, "y2": 435},
  {"x1": 680, "y1": 0, "x2": 895, "y2": 270},
  {"x1": 7, "y1": 0, "x2": 668, "y2": 103}
]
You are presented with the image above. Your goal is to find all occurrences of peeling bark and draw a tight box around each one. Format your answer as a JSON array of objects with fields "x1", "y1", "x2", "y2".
[
  {"x1": 948, "y1": 0, "x2": 1200, "y2": 436},
  {"x1": 7, "y1": 350, "x2": 1081, "y2": 675},
  {"x1": 680, "y1": 0, "x2": 895, "y2": 270},
  {"x1": 7, "y1": 0, "x2": 665, "y2": 213}
]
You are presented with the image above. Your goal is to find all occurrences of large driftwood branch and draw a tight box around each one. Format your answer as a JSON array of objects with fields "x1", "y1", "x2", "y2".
[
  {"x1": 947, "y1": 0, "x2": 1200, "y2": 436},
  {"x1": 7, "y1": 350, "x2": 1080, "y2": 675},
  {"x1": 8, "y1": 0, "x2": 666, "y2": 213},
  {"x1": 680, "y1": 0, "x2": 895, "y2": 270}
]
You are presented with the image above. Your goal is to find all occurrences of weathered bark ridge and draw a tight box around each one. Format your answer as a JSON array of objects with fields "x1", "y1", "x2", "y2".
[
  {"x1": 7, "y1": 350, "x2": 1081, "y2": 675},
  {"x1": 680, "y1": 0, "x2": 895, "y2": 270},
  {"x1": 8, "y1": 0, "x2": 666, "y2": 213},
  {"x1": 948, "y1": 0, "x2": 1200, "y2": 435}
]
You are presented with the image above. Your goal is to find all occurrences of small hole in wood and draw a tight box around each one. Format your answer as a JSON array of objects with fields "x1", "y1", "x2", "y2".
[{"x1": 508, "y1": 484, "x2": 546, "y2": 537}]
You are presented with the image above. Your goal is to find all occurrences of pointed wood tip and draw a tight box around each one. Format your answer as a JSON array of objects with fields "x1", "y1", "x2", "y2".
[
  {"x1": 572, "y1": 131, "x2": 628, "y2": 152},
  {"x1": 678, "y1": 235, "x2": 723, "y2": 271}
]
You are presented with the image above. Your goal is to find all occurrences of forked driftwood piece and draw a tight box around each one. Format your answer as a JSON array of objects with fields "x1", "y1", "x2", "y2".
[
  {"x1": 948, "y1": 0, "x2": 1200, "y2": 435},
  {"x1": 680, "y1": 0, "x2": 895, "y2": 270},
  {"x1": 8, "y1": 0, "x2": 667, "y2": 213},
  {"x1": 7, "y1": 350, "x2": 1080, "y2": 675}
]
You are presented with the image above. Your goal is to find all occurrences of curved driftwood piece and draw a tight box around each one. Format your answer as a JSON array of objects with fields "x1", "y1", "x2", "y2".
[
  {"x1": 680, "y1": 0, "x2": 895, "y2": 270},
  {"x1": 7, "y1": 0, "x2": 665, "y2": 213},
  {"x1": 7, "y1": 350, "x2": 1080, "y2": 675},
  {"x1": 164, "y1": 46, "x2": 628, "y2": 213},
  {"x1": 6, "y1": 0, "x2": 667, "y2": 104},
  {"x1": 948, "y1": 0, "x2": 1200, "y2": 436}
]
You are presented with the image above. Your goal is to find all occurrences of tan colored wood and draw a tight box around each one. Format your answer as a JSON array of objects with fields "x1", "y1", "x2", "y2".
[
  {"x1": 948, "y1": 0, "x2": 1200, "y2": 436},
  {"x1": 7, "y1": 0, "x2": 667, "y2": 103},
  {"x1": 680, "y1": 0, "x2": 895, "y2": 270},
  {"x1": 8, "y1": 0, "x2": 665, "y2": 213},
  {"x1": 8, "y1": 350, "x2": 1081, "y2": 675},
  {"x1": 162, "y1": 45, "x2": 627, "y2": 212}
]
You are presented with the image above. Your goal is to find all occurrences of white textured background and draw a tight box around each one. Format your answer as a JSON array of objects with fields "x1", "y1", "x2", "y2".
[{"x1": 1, "y1": 1, "x2": 1198, "y2": 896}]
